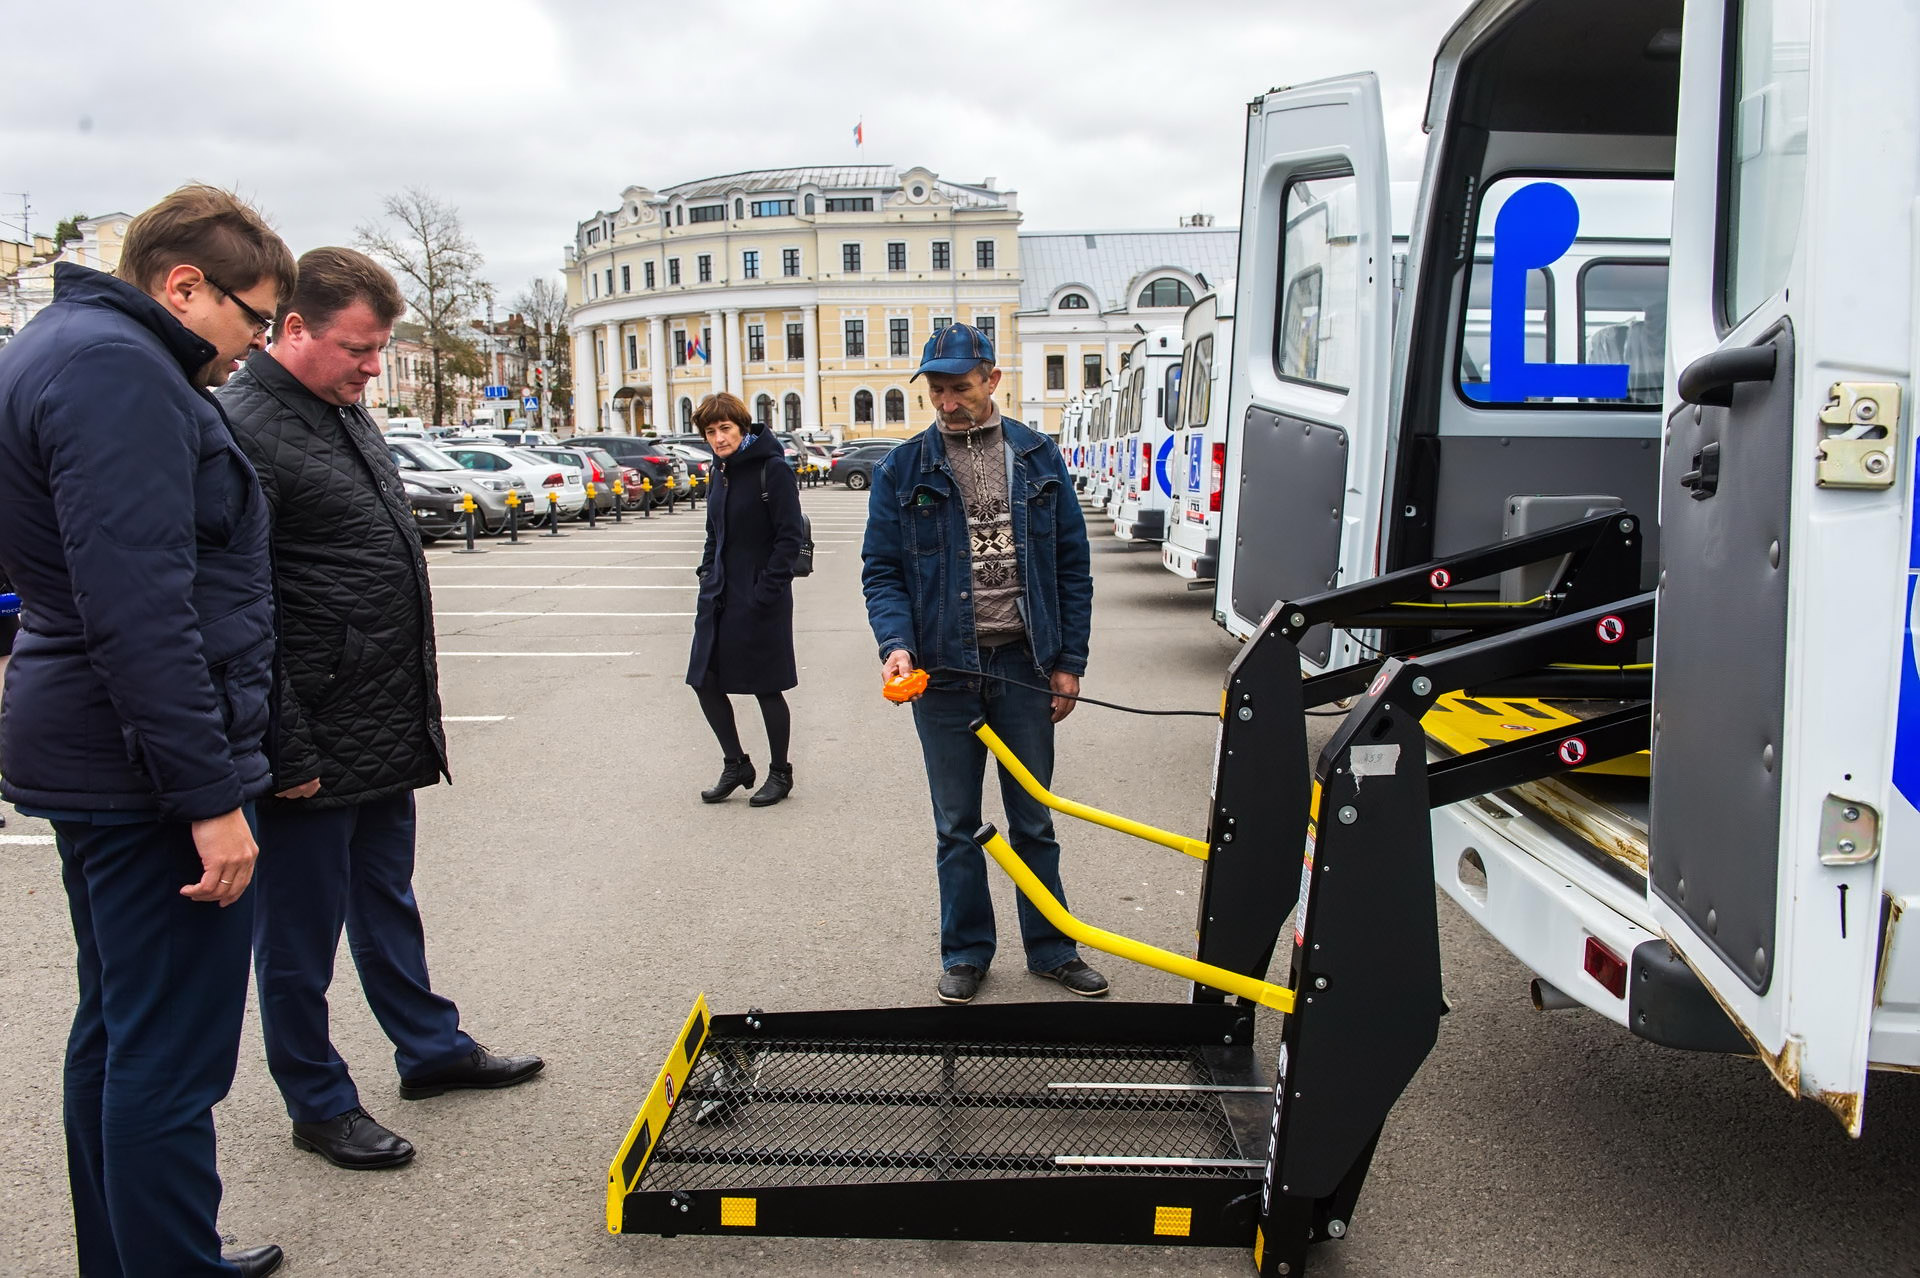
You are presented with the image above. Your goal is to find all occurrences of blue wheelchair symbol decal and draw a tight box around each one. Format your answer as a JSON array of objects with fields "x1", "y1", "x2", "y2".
[{"x1": 1462, "y1": 182, "x2": 1630, "y2": 403}]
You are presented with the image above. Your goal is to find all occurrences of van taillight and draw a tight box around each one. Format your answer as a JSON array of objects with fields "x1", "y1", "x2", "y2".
[
  {"x1": 1583, "y1": 936, "x2": 1627, "y2": 999},
  {"x1": 1141, "y1": 444, "x2": 1151, "y2": 493},
  {"x1": 543, "y1": 472, "x2": 564, "y2": 487},
  {"x1": 1209, "y1": 442, "x2": 1225, "y2": 512}
]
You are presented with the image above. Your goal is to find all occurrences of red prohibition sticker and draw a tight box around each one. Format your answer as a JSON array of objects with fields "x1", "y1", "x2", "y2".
[
  {"x1": 664, "y1": 1073, "x2": 677, "y2": 1106},
  {"x1": 1428, "y1": 568, "x2": 1452, "y2": 591},
  {"x1": 1595, "y1": 614, "x2": 1626, "y2": 644},
  {"x1": 1559, "y1": 737, "x2": 1589, "y2": 766},
  {"x1": 1368, "y1": 670, "x2": 1392, "y2": 699}
]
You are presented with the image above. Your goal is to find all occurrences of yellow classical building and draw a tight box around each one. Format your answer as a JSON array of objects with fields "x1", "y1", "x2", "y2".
[{"x1": 563, "y1": 166, "x2": 1022, "y2": 440}]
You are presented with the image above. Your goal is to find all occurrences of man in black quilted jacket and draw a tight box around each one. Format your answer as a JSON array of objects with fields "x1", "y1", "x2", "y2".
[{"x1": 217, "y1": 247, "x2": 540, "y2": 1172}]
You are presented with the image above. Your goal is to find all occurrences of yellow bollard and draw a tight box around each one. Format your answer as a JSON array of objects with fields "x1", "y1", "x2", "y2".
[{"x1": 504, "y1": 489, "x2": 522, "y2": 542}]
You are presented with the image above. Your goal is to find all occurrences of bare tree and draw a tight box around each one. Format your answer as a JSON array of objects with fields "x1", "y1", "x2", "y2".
[
  {"x1": 512, "y1": 275, "x2": 572, "y2": 422},
  {"x1": 357, "y1": 189, "x2": 485, "y2": 426}
]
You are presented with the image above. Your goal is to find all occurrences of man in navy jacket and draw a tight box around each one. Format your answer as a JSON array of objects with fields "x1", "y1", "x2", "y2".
[{"x1": 0, "y1": 186, "x2": 295, "y2": 1278}]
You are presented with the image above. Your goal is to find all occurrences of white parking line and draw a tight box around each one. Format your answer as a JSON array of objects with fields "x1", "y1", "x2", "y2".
[
  {"x1": 0, "y1": 834, "x2": 55, "y2": 845},
  {"x1": 444, "y1": 715, "x2": 514, "y2": 722},
  {"x1": 431, "y1": 584, "x2": 697, "y2": 590},
  {"x1": 430, "y1": 564, "x2": 696, "y2": 571},
  {"x1": 440, "y1": 651, "x2": 638, "y2": 657},
  {"x1": 436, "y1": 611, "x2": 695, "y2": 617}
]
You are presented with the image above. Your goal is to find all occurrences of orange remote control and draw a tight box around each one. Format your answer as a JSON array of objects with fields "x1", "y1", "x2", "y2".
[{"x1": 883, "y1": 668, "x2": 930, "y2": 703}]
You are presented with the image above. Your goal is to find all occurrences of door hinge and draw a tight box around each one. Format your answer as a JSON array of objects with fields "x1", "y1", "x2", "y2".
[
  {"x1": 1818, "y1": 794, "x2": 1880, "y2": 866},
  {"x1": 1815, "y1": 381, "x2": 1901, "y2": 489}
]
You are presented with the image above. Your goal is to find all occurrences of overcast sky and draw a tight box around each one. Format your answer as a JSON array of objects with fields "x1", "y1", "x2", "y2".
[{"x1": 3, "y1": 0, "x2": 1464, "y2": 309}]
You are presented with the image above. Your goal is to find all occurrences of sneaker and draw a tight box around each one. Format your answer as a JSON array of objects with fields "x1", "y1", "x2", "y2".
[
  {"x1": 937, "y1": 964, "x2": 986, "y2": 1004},
  {"x1": 1032, "y1": 958, "x2": 1110, "y2": 997}
]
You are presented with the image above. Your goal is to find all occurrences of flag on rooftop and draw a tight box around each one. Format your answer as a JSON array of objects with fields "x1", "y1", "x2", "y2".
[{"x1": 853, "y1": 121, "x2": 863, "y2": 147}]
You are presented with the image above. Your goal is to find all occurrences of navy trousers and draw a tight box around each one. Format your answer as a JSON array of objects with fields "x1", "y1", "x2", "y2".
[
  {"x1": 56, "y1": 811, "x2": 256, "y2": 1278},
  {"x1": 252, "y1": 791, "x2": 473, "y2": 1123}
]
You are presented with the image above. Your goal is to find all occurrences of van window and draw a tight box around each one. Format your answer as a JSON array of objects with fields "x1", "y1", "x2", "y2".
[
  {"x1": 1579, "y1": 260, "x2": 1669, "y2": 405},
  {"x1": 1185, "y1": 335, "x2": 1214, "y2": 428},
  {"x1": 1164, "y1": 362, "x2": 1182, "y2": 426},
  {"x1": 1275, "y1": 171, "x2": 1360, "y2": 392},
  {"x1": 1723, "y1": 0, "x2": 1811, "y2": 325},
  {"x1": 1459, "y1": 259, "x2": 1554, "y2": 399}
]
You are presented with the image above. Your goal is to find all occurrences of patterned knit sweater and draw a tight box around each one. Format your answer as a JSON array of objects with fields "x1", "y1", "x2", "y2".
[{"x1": 940, "y1": 412, "x2": 1025, "y2": 643}]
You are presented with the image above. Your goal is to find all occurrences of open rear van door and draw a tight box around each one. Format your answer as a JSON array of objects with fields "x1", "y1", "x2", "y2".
[
  {"x1": 1217, "y1": 73, "x2": 1394, "y2": 655},
  {"x1": 1652, "y1": 0, "x2": 1917, "y2": 1131}
]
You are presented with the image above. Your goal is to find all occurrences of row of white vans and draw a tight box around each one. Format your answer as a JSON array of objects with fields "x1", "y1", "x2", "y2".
[{"x1": 1054, "y1": 0, "x2": 1920, "y2": 1136}]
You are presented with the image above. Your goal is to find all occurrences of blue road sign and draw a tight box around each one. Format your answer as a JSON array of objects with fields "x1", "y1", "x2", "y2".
[
  {"x1": 522, "y1": 395, "x2": 539, "y2": 411},
  {"x1": 483, "y1": 384, "x2": 509, "y2": 399}
]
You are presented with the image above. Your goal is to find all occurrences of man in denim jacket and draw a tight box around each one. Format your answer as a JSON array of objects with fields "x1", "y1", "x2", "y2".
[{"x1": 861, "y1": 324, "x2": 1107, "y2": 1005}]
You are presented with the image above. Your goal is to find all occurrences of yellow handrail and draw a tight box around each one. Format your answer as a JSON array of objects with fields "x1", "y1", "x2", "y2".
[
  {"x1": 974, "y1": 722, "x2": 1210, "y2": 860},
  {"x1": 976, "y1": 828, "x2": 1294, "y2": 1013}
]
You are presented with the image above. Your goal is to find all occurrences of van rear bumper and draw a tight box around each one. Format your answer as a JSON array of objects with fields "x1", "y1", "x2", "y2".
[
  {"x1": 1113, "y1": 510, "x2": 1166, "y2": 543},
  {"x1": 1162, "y1": 535, "x2": 1218, "y2": 580}
]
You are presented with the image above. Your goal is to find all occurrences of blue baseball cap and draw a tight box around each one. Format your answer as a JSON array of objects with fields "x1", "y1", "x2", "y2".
[{"x1": 912, "y1": 323, "x2": 995, "y2": 380}]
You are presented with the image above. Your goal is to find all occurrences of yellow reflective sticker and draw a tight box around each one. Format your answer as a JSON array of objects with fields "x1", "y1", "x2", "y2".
[
  {"x1": 1153, "y1": 1205, "x2": 1193, "y2": 1237},
  {"x1": 720, "y1": 1197, "x2": 757, "y2": 1227}
]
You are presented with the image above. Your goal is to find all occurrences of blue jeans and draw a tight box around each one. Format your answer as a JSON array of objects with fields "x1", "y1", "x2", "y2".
[
  {"x1": 911, "y1": 641, "x2": 1080, "y2": 973},
  {"x1": 253, "y1": 791, "x2": 474, "y2": 1122},
  {"x1": 56, "y1": 810, "x2": 257, "y2": 1278}
]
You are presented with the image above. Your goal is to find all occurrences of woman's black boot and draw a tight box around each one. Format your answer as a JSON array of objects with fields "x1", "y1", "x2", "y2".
[
  {"x1": 749, "y1": 763, "x2": 793, "y2": 808},
  {"x1": 701, "y1": 755, "x2": 755, "y2": 803}
]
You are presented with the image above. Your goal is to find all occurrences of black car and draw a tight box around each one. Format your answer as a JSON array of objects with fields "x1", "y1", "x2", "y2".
[
  {"x1": 399, "y1": 469, "x2": 466, "y2": 542},
  {"x1": 831, "y1": 440, "x2": 905, "y2": 491},
  {"x1": 565, "y1": 434, "x2": 686, "y2": 506}
]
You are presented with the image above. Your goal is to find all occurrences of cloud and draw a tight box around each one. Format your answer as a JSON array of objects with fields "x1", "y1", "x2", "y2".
[{"x1": 1, "y1": 0, "x2": 1464, "y2": 304}]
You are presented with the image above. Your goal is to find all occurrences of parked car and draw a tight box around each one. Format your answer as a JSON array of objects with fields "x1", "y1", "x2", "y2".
[
  {"x1": 485, "y1": 429, "x2": 560, "y2": 448},
  {"x1": 438, "y1": 441, "x2": 587, "y2": 520},
  {"x1": 831, "y1": 439, "x2": 905, "y2": 490},
  {"x1": 656, "y1": 442, "x2": 713, "y2": 489},
  {"x1": 524, "y1": 445, "x2": 632, "y2": 515},
  {"x1": 569, "y1": 434, "x2": 693, "y2": 506},
  {"x1": 397, "y1": 469, "x2": 466, "y2": 543},
  {"x1": 831, "y1": 437, "x2": 903, "y2": 459},
  {"x1": 387, "y1": 436, "x2": 533, "y2": 534}
]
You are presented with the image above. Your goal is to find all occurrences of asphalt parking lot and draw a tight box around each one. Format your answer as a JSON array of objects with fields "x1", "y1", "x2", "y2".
[{"x1": 4, "y1": 483, "x2": 1920, "y2": 1276}]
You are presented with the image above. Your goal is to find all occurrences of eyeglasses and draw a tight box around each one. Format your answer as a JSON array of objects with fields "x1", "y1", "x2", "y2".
[{"x1": 203, "y1": 274, "x2": 275, "y2": 338}]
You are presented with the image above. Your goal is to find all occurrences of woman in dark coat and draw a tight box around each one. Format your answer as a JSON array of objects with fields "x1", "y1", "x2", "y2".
[{"x1": 686, "y1": 392, "x2": 805, "y2": 805}]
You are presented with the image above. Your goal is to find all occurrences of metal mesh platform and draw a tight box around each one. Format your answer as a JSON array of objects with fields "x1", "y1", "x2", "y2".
[{"x1": 637, "y1": 1032, "x2": 1257, "y2": 1192}]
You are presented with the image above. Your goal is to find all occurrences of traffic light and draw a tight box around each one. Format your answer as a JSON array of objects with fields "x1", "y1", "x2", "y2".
[{"x1": 533, "y1": 365, "x2": 546, "y2": 389}]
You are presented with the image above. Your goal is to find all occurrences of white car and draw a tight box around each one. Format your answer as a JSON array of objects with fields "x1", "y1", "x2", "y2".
[{"x1": 439, "y1": 442, "x2": 587, "y2": 519}]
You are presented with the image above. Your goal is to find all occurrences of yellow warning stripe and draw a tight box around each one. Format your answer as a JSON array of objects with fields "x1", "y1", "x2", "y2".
[
  {"x1": 607, "y1": 994, "x2": 711, "y2": 1233},
  {"x1": 1421, "y1": 691, "x2": 1647, "y2": 777}
]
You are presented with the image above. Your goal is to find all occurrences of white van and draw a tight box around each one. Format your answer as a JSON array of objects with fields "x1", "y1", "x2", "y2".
[
  {"x1": 1232, "y1": 0, "x2": 1915, "y2": 1127},
  {"x1": 1111, "y1": 328, "x2": 1183, "y2": 544},
  {"x1": 1163, "y1": 286, "x2": 1234, "y2": 581},
  {"x1": 1088, "y1": 378, "x2": 1123, "y2": 510}
]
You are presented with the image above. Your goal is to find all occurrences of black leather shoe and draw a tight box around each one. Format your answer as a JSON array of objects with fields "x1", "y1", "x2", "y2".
[
  {"x1": 702, "y1": 755, "x2": 756, "y2": 802},
  {"x1": 399, "y1": 1044, "x2": 544, "y2": 1099},
  {"x1": 290, "y1": 1107, "x2": 414, "y2": 1169},
  {"x1": 222, "y1": 1235, "x2": 282, "y2": 1266},
  {"x1": 748, "y1": 763, "x2": 793, "y2": 807},
  {"x1": 222, "y1": 1243, "x2": 284, "y2": 1277},
  {"x1": 937, "y1": 964, "x2": 986, "y2": 1005},
  {"x1": 1033, "y1": 958, "x2": 1111, "y2": 997}
]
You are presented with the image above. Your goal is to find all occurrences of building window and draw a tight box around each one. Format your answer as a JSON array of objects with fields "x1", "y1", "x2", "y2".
[
  {"x1": 620, "y1": 264, "x2": 631, "y2": 292},
  {"x1": 784, "y1": 392, "x2": 801, "y2": 431},
  {"x1": 1137, "y1": 277, "x2": 1195, "y2": 308},
  {"x1": 782, "y1": 248, "x2": 801, "y2": 277},
  {"x1": 627, "y1": 334, "x2": 639, "y2": 367},
  {"x1": 1058, "y1": 292, "x2": 1089, "y2": 309},
  {"x1": 735, "y1": 198, "x2": 745, "y2": 220},
  {"x1": 689, "y1": 203, "x2": 725, "y2": 223},
  {"x1": 754, "y1": 392, "x2": 773, "y2": 425},
  {"x1": 1084, "y1": 353, "x2": 1102, "y2": 388},
  {"x1": 597, "y1": 339, "x2": 606, "y2": 371},
  {"x1": 885, "y1": 388, "x2": 905, "y2": 423},
  {"x1": 703, "y1": 327, "x2": 712, "y2": 362},
  {"x1": 590, "y1": 274, "x2": 598, "y2": 299},
  {"x1": 587, "y1": 228, "x2": 599, "y2": 246},
  {"x1": 975, "y1": 240, "x2": 995, "y2": 268},
  {"x1": 751, "y1": 199, "x2": 794, "y2": 218},
  {"x1": 932, "y1": 315, "x2": 952, "y2": 333},
  {"x1": 605, "y1": 268, "x2": 614, "y2": 295},
  {"x1": 785, "y1": 321, "x2": 804, "y2": 359},
  {"x1": 674, "y1": 331, "x2": 687, "y2": 365},
  {"x1": 680, "y1": 397, "x2": 693, "y2": 430},
  {"x1": 742, "y1": 250, "x2": 759, "y2": 279},
  {"x1": 747, "y1": 323, "x2": 765, "y2": 362},
  {"x1": 675, "y1": 206, "x2": 684, "y2": 226},
  {"x1": 842, "y1": 243, "x2": 861, "y2": 273},
  {"x1": 854, "y1": 389, "x2": 874, "y2": 422},
  {"x1": 931, "y1": 240, "x2": 951, "y2": 270},
  {"x1": 1046, "y1": 355, "x2": 1064, "y2": 390},
  {"x1": 644, "y1": 261, "x2": 656, "y2": 289},
  {"x1": 844, "y1": 319, "x2": 865, "y2": 358},
  {"x1": 974, "y1": 314, "x2": 996, "y2": 349},
  {"x1": 825, "y1": 196, "x2": 874, "y2": 212},
  {"x1": 697, "y1": 254, "x2": 712, "y2": 283},
  {"x1": 803, "y1": 194, "x2": 816, "y2": 215},
  {"x1": 887, "y1": 241, "x2": 907, "y2": 271},
  {"x1": 668, "y1": 258, "x2": 681, "y2": 285}
]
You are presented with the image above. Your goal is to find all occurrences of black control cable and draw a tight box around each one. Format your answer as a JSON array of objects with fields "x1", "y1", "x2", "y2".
[{"x1": 922, "y1": 666, "x2": 1218, "y2": 717}]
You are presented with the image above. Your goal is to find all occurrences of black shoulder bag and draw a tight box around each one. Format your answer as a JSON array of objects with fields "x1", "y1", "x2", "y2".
[{"x1": 759, "y1": 463, "x2": 814, "y2": 577}]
